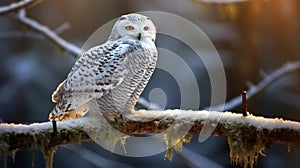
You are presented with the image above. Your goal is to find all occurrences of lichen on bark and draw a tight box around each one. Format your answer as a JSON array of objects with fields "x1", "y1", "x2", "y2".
[
  {"x1": 164, "y1": 133, "x2": 192, "y2": 160},
  {"x1": 224, "y1": 122, "x2": 266, "y2": 168}
]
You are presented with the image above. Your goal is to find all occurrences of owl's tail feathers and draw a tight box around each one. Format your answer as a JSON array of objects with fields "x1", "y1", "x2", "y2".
[
  {"x1": 49, "y1": 104, "x2": 89, "y2": 121},
  {"x1": 49, "y1": 93, "x2": 92, "y2": 121}
]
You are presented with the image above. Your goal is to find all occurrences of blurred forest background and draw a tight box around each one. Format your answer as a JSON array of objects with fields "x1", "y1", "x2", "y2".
[{"x1": 1, "y1": 0, "x2": 300, "y2": 167}]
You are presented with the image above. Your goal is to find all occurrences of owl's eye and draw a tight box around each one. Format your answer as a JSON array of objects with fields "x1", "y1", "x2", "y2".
[
  {"x1": 125, "y1": 25, "x2": 135, "y2": 30},
  {"x1": 143, "y1": 26, "x2": 149, "y2": 31}
]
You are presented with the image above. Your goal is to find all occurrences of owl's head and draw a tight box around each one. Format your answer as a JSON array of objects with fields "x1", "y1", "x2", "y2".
[{"x1": 108, "y1": 13, "x2": 156, "y2": 43}]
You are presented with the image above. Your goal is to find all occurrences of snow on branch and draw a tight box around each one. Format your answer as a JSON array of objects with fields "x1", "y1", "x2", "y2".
[
  {"x1": 1, "y1": 110, "x2": 300, "y2": 152},
  {"x1": 0, "y1": 0, "x2": 43, "y2": 15}
]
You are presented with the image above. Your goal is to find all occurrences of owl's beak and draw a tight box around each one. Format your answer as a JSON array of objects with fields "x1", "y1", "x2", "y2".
[{"x1": 137, "y1": 32, "x2": 142, "y2": 40}]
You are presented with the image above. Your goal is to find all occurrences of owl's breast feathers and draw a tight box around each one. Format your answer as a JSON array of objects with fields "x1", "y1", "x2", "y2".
[{"x1": 49, "y1": 38, "x2": 157, "y2": 121}]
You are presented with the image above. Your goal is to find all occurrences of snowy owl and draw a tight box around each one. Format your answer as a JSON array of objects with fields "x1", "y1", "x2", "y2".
[{"x1": 49, "y1": 13, "x2": 158, "y2": 121}]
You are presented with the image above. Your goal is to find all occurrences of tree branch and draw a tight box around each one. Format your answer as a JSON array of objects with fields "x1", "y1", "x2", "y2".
[
  {"x1": 0, "y1": 0, "x2": 43, "y2": 16},
  {"x1": 1, "y1": 110, "x2": 300, "y2": 152},
  {"x1": 208, "y1": 62, "x2": 300, "y2": 111},
  {"x1": 13, "y1": 10, "x2": 81, "y2": 56}
]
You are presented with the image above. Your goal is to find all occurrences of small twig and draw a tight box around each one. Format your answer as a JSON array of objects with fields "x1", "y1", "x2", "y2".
[
  {"x1": 136, "y1": 97, "x2": 163, "y2": 110},
  {"x1": 259, "y1": 69, "x2": 268, "y2": 78},
  {"x1": 53, "y1": 22, "x2": 70, "y2": 34},
  {"x1": 0, "y1": 0, "x2": 43, "y2": 16},
  {"x1": 208, "y1": 62, "x2": 300, "y2": 111},
  {"x1": 242, "y1": 90, "x2": 247, "y2": 116},
  {"x1": 245, "y1": 81, "x2": 255, "y2": 88},
  {"x1": 13, "y1": 10, "x2": 81, "y2": 57}
]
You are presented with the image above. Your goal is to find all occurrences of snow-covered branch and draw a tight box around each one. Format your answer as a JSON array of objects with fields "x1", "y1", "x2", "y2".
[
  {"x1": 2, "y1": 110, "x2": 300, "y2": 167},
  {"x1": 0, "y1": 0, "x2": 43, "y2": 15},
  {"x1": 1, "y1": 110, "x2": 300, "y2": 152}
]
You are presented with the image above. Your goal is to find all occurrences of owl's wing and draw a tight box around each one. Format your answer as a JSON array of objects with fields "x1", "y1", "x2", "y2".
[
  {"x1": 49, "y1": 39, "x2": 141, "y2": 120},
  {"x1": 51, "y1": 79, "x2": 66, "y2": 103}
]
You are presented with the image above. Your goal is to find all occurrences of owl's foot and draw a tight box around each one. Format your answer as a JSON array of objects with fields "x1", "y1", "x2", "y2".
[
  {"x1": 114, "y1": 113, "x2": 123, "y2": 122},
  {"x1": 103, "y1": 112, "x2": 123, "y2": 122},
  {"x1": 114, "y1": 116, "x2": 123, "y2": 122}
]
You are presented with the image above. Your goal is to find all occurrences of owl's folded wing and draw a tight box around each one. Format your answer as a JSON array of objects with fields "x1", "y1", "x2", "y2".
[{"x1": 49, "y1": 39, "x2": 141, "y2": 120}]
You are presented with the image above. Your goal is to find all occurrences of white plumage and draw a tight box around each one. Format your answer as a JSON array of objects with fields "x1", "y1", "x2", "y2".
[{"x1": 49, "y1": 13, "x2": 158, "y2": 121}]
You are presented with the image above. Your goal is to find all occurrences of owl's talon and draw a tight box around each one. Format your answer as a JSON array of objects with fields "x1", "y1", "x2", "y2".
[{"x1": 120, "y1": 113, "x2": 123, "y2": 120}]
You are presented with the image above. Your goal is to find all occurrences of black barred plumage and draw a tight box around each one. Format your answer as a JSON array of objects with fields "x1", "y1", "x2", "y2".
[{"x1": 49, "y1": 13, "x2": 157, "y2": 121}]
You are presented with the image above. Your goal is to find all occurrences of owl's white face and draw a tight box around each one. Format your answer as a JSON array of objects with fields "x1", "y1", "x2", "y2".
[{"x1": 109, "y1": 13, "x2": 156, "y2": 43}]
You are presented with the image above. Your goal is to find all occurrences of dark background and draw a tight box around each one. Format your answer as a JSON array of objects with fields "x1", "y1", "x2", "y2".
[{"x1": 1, "y1": 0, "x2": 300, "y2": 167}]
